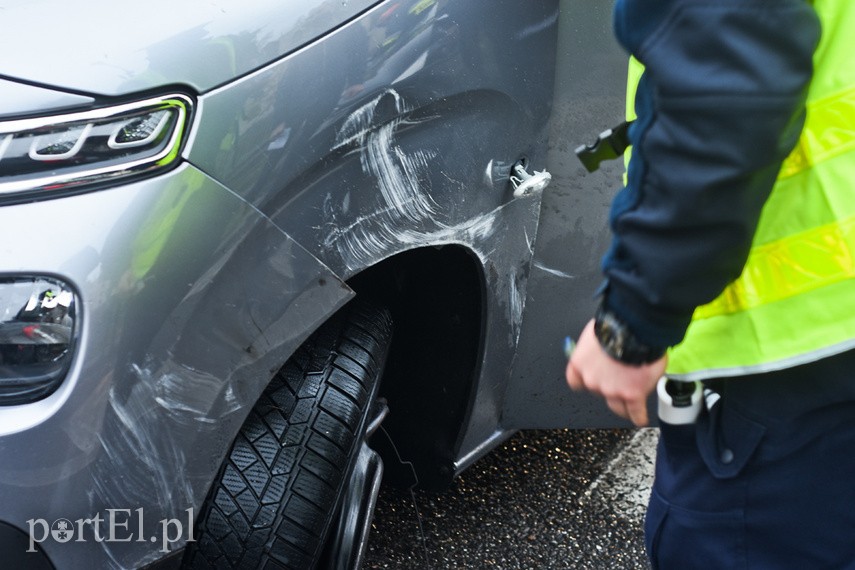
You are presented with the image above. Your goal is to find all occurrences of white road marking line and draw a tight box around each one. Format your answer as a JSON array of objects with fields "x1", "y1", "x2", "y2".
[{"x1": 583, "y1": 428, "x2": 659, "y2": 524}]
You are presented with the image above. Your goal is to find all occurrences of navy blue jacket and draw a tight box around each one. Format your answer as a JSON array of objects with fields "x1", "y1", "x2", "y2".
[{"x1": 603, "y1": 0, "x2": 820, "y2": 349}]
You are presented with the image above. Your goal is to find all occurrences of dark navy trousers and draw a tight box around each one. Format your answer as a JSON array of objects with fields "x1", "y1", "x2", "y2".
[{"x1": 645, "y1": 351, "x2": 855, "y2": 569}]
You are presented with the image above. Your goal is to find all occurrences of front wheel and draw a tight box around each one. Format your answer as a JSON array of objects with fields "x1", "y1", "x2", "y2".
[{"x1": 184, "y1": 300, "x2": 393, "y2": 569}]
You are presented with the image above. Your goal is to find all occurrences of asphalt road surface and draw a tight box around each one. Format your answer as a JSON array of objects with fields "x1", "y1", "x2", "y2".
[{"x1": 365, "y1": 428, "x2": 657, "y2": 569}]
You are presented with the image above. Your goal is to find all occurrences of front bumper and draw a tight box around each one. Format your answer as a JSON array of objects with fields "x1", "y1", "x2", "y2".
[{"x1": 0, "y1": 164, "x2": 352, "y2": 568}]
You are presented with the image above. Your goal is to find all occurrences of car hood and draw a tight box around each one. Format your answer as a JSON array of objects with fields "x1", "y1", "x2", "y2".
[{"x1": 0, "y1": 0, "x2": 379, "y2": 97}]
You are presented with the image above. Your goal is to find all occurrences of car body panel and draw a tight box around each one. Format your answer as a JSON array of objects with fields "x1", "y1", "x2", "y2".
[
  {"x1": 186, "y1": 0, "x2": 557, "y2": 216},
  {"x1": 0, "y1": 79, "x2": 94, "y2": 117},
  {"x1": 0, "y1": 0, "x2": 380, "y2": 96}
]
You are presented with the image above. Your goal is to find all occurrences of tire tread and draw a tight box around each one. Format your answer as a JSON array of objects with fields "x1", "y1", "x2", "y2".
[{"x1": 183, "y1": 301, "x2": 392, "y2": 569}]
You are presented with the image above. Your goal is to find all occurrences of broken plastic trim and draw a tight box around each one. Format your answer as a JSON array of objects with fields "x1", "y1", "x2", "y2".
[{"x1": 510, "y1": 159, "x2": 552, "y2": 197}]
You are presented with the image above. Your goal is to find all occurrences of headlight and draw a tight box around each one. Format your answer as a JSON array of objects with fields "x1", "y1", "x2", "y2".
[
  {"x1": 0, "y1": 93, "x2": 193, "y2": 199},
  {"x1": 0, "y1": 277, "x2": 77, "y2": 405}
]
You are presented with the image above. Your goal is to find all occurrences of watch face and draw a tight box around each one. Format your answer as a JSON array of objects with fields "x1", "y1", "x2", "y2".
[
  {"x1": 597, "y1": 310, "x2": 626, "y2": 359},
  {"x1": 595, "y1": 306, "x2": 666, "y2": 364}
]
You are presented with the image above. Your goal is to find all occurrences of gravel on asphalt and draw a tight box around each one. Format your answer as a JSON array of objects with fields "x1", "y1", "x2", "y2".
[{"x1": 364, "y1": 429, "x2": 652, "y2": 569}]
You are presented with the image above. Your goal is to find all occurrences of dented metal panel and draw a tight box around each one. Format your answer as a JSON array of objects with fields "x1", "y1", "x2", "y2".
[{"x1": 186, "y1": 0, "x2": 560, "y2": 465}]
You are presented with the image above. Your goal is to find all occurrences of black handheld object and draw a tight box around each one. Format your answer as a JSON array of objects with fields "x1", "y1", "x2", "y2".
[{"x1": 575, "y1": 120, "x2": 633, "y2": 173}]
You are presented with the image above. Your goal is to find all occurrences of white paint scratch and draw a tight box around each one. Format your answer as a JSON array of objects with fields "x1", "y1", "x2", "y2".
[
  {"x1": 328, "y1": 88, "x2": 504, "y2": 270},
  {"x1": 514, "y1": 8, "x2": 559, "y2": 40},
  {"x1": 90, "y1": 359, "x2": 247, "y2": 569},
  {"x1": 335, "y1": 89, "x2": 437, "y2": 223},
  {"x1": 152, "y1": 361, "x2": 241, "y2": 424},
  {"x1": 398, "y1": 210, "x2": 500, "y2": 246},
  {"x1": 508, "y1": 268, "x2": 523, "y2": 344},
  {"x1": 533, "y1": 261, "x2": 576, "y2": 280}
]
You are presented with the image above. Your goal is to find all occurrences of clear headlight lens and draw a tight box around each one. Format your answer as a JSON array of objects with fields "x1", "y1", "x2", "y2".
[
  {"x1": 0, "y1": 93, "x2": 193, "y2": 199},
  {"x1": 0, "y1": 277, "x2": 77, "y2": 405}
]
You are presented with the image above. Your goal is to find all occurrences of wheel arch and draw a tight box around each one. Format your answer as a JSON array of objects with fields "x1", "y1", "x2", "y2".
[{"x1": 348, "y1": 244, "x2": 486, "y2": 489}]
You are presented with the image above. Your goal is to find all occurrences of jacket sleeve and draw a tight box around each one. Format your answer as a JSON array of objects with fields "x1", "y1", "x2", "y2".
[{"x1": 602, "y1": 0, "x2": 821, "y2": 348}]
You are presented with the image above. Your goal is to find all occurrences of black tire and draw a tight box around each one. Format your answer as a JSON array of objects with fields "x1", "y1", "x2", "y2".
[{"x1": 183, "y1": 300, "x2": 393, "y2": 569}]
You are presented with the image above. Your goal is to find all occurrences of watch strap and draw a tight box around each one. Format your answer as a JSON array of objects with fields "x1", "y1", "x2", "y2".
[{"x1": 594, "y1": 304, "x2": 666, "y2": 365}]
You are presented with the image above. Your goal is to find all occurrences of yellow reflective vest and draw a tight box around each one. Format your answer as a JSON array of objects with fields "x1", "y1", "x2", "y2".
[{"x1": 627, "y1": 0, "x2": 855, "y2": 381}]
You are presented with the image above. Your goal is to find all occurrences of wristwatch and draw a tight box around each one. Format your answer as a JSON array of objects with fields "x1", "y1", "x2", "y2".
[{"x1": 594, "y1": 304, "x2": 666, "y2": 365}]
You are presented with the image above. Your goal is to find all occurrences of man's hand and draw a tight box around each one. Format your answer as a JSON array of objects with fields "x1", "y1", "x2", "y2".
[{"x1": 565, "y1": 319, "x2": 667, "y2": 427}]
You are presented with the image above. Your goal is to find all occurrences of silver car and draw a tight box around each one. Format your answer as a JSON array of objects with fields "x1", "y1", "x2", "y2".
[{"x1": 0, "y1": 0, "x2": 627, "y2": 568}]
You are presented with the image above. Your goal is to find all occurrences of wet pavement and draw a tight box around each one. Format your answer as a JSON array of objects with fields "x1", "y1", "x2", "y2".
[{"x1": 365, "y1": 429, "x2": 656, "y2": 569}]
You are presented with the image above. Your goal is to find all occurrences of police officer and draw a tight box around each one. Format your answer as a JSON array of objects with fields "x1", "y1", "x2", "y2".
[{"x1": 566, "y1": 0, "x2": 855, "y2": 566}]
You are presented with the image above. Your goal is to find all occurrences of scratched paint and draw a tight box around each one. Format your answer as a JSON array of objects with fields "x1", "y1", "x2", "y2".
[
  {"x1": 329, "y1": 88, "x2": 505, "y2": 271},
  {"x1": 335, "y1": 89, "x2": 437, "y2": 223},
  {"x1": 507, "y1": 268, "x2": 524, "y2": 344},
  {"x1": 533, "y1": 261, "x2": 576, "y2": 280},
  {"x1": 89, "y1": 358, "x2": 245, "y2": 569},
  {"x1": 328, "y1": 88, "x2": 548, "y2": 357}
]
